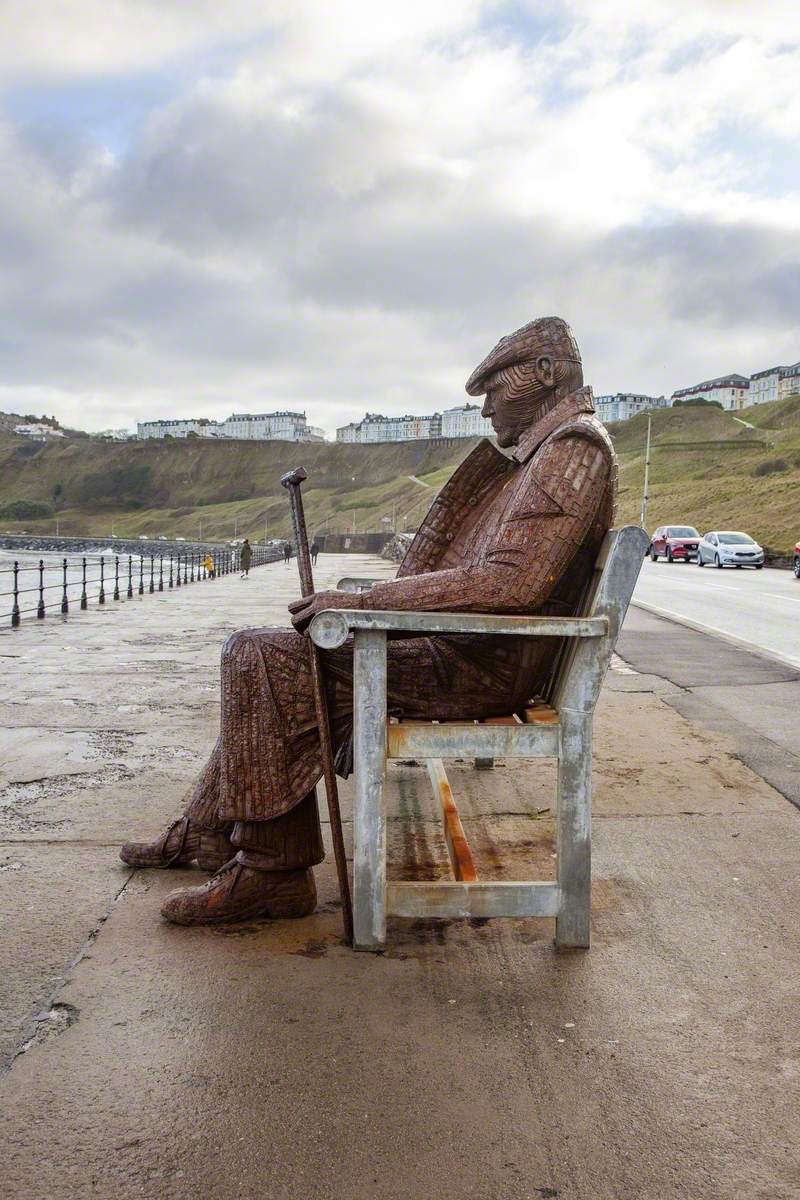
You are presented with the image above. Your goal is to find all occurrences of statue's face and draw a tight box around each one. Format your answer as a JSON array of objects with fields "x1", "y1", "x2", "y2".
[{"x1": 480, "y1": 355, "x2": 557, "y2": 447}]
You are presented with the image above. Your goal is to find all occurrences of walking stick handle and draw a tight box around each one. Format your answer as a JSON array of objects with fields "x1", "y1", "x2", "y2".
[{"x1": 280, "y1": 468, "x2": 314, "y2": 597}]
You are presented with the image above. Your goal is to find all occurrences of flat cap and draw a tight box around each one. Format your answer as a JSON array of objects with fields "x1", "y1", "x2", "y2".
[{"x1": 465, "y1": 316, "x2": 581, "y2": 396}]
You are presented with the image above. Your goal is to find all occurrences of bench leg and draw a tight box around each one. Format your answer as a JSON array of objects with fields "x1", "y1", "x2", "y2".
[
  {"x1": 352, "y1": 629, "x2": 388, "y2": 951},
  {"x1": 555, "y1": 710, "x2": 591, "y2": 949}
]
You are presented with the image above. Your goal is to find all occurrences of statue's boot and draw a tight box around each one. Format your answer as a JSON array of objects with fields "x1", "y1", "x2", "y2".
[
  {"x1": 160, "y1": 796, "x2": 323, "y2": 925},
  {"x1": 161, "y1": 851, "x2": 316, "y2": 925},
  {"x1": 120, "y1": 816, "x2": 233, "y2": 872}
]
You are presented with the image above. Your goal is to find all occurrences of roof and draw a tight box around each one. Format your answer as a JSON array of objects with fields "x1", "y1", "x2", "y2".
[{"x1": 672, "y1": 374, "x2": 749, "y2": 397}]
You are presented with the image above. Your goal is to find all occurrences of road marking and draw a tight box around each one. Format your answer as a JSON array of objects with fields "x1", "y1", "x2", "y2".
[{"x1": 765, "y1": 592, "x2": 800, "y2": 603}]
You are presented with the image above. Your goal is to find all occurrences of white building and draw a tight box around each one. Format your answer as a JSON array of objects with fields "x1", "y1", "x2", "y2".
[
  {"x1": 137, "y1": 412, "x2": 324, "y2": 442},
  {"x1": 670, "y1": 374, "x2": 750, "y2": 411},
  {"x1": 749, "y1": 360, "x2": 800, "y2": 406},
  {"x1": 14, "y1": 423, "x2": 65, "y2": 440},
  {"x1": 749, "y1": 365, "x2": 782, "y2": 407},
  {"x1": 220, "y1": 411, "x2": 323, "y2": 441},
  {"x1": 137, "y1": 418, "x2": 209, "y2": 439},
  {"x1": 440, "y1": 403, "x2": 494, "y2": 438},
  {"x1": 336, "y1": 422, "x2": 360, "y2": 443},
  {"x1": 778, "y1": 362, "x2": 800, "y2": 400},
  {"x1": 594, "y1": 393, "x2": 670, "y2": 424},
  {"x1": 335, "y1": 412, "x2": 442, "y2": 443}
]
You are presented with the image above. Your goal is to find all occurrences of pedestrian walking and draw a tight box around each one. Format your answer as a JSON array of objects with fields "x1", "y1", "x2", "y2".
[
  {"x1": 283, "y1": 541, "x2": 292, "y2": 567},
  {"x1": 239, "y1": 538, "x2": 253, "y2": 579},
  {"x1": 203, "y1": 553, "x2": 215, "y2": 579},
  {"x1": 310, "y1": 540, "x2": 319, "y2": 566}
]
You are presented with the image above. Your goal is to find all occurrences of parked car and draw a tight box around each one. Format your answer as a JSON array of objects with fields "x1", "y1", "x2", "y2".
[
  {"x1": 793, "y1": 540, "x2": 800, "y2": 579},
  {"x1": 697, "y1": 531, "x2": 764, "y2": 569},
  {"x1": 649, "y1": 526, "x2": 700, "y2": 562}
]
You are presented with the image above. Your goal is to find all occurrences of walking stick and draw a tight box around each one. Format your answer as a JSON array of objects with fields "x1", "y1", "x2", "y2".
[{"x1": 281, "y1": 467, "x2": 354, "y2": 945}]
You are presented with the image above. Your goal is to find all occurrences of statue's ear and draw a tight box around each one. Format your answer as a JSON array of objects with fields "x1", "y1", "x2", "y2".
[{"x1": 534, "y1": 355, "x2": 556, "y2": 388}]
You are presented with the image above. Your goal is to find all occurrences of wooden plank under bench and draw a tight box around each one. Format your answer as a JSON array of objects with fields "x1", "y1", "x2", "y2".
[{"x1": 426, "y1": 759, "x2": 477, "y2": 882}]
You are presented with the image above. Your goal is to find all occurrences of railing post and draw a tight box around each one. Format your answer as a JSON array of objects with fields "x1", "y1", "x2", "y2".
[
  {"x1": 176, "y1": 555, "x2": 181, "y2": 587},
  {"x1": 149, "y1": 555, "x2": 155, "y2": 594},
  {"x1": 81, "y1": 557, "x2": 88, "y2": 610},
  {"x1": 158, "y1": 557, "x2": 164, "y2": 591},
  {"x1": 113, "y1": 556, "x2": 120, "y2": 601},
  {"x1": 36, "y1": 559, "x2": 45, "y2": 619},
  {"x1": 11, "y1": 561, "x2": 20, "y2": 627},
  {"x1": 61, "y1": 557, "x2": 69, "y2": 614},
  {"x1": 127, "y1": 556, "x2": 133, "y2": 598},
  {"x1": 168, "y1": 554, "x2": 173, "y2": 589},
  {"x1": 190, "y1": 553, "x2": 195, "y2": 583},
  {"x1": 138, "y1": 556, "x2": 144, "y2": 595},
  {"x1": 99, "y1": 557, "x2": 105, "y2": 605},
  {"x1": 183, "y1": 556, "x2": 188, "y2": 585}
]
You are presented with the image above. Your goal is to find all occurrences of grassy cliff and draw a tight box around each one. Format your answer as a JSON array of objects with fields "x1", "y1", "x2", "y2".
[
  {"x1": 1, "y1": 395, "x2": 798, "y2": 552},
  {"x1": 0, "y1": 431, "x2": 480, "y2": 542},
  {"x1": 611, "y1": 395, "x2": 800, "y2": 553}
]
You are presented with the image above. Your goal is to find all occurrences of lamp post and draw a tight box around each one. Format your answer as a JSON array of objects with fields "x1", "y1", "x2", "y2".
[{"x1": 640, "y1": 414, "x2": 652, "y2": 530}]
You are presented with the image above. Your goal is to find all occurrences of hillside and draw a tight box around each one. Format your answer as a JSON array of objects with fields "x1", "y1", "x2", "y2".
[
  {"x1": 1, "y1": 395, "x2": 798, "y2": 552},
  {"x1": 0, "y1": 430, "x2": 479, "y2": 542},
  {"x1": 610, "y1": 395, "x2": 800, "y2": 553}
]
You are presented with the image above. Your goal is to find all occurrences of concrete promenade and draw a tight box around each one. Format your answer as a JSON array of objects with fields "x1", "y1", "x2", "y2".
[{"x1": 1, "y1": 555, "x2": 799, "y2": 1199}]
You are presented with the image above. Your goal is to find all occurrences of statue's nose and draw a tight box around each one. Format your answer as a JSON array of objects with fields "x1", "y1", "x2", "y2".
[{"x1": 481, "y1": 398, "x2": 493, "y2": 419}]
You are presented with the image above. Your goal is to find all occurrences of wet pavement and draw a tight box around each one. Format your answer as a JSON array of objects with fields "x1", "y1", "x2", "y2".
[{"x1": 1, "y1": 555, "x2": 799, "y2": 1199}]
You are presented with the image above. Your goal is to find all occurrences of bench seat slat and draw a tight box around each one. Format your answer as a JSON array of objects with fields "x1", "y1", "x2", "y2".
[
  {"x1": 387, "y1": 881, "x2": 560, "y2": 919},
  {"x1": 387, "y1": 721, "x2": 559, "y2": 759}
]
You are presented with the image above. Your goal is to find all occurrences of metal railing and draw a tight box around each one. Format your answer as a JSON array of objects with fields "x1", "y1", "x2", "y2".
[{"x1": 1, "y1": 546, "x2": 273, "y2": 627}]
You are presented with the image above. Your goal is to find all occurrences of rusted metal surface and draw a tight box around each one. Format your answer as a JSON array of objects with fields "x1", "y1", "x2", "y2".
[
  {"x1": 386, "y1": 719, "x2": 560, "y2": 760},
  {"x1": 386, "y1": 881, "x2": 560, "y2": 920},
  {"x1": 135, "y1": 316, "x2": 639, "y2": 939},
  {"x1": 282, "y1": 466, "x2": 354, "y2": 946},
  {"x1": 426, "y1": 759, "x2": 478, "y2": 883}
]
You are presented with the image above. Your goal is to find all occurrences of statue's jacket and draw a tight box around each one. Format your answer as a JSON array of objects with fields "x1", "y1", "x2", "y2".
[{"x1": 215, "y1": 386, "x2": 617, "y2": 823}]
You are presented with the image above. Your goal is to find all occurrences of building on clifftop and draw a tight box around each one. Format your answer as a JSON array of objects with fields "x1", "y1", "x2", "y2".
[
  {"x1": 670, "y1": 374, "x2": 749, "y2": 411},
  {"x1": 594, "y1": 393, "x2": 670, "y2": 424}
]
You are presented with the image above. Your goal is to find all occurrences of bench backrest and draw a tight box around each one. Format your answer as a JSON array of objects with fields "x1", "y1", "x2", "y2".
[{"x1": 550, "y1": 525, "x2": 649, "y2": 715}]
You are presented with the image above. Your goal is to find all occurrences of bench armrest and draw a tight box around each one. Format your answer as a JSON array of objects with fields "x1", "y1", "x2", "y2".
[
  {"x1": 336, "y1": 576, "x2": 386, "y2": 593},
  {"x1": 309, "y1": 609, "x2": 608, "y2": 650}
]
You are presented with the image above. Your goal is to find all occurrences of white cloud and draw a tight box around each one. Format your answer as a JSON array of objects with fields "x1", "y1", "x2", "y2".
[{"x1": 0, "y1": 1, "x2": 799, "y2": 433}]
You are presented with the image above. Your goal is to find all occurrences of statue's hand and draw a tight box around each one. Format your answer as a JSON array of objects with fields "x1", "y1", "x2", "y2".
[{"x1": 288, "y1": 589, "x2": 362, "y2": 635}]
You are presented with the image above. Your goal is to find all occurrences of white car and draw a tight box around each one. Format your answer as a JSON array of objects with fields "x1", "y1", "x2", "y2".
[{"x1": 697, "y1": 531, "x2": 764, "y2": 569}]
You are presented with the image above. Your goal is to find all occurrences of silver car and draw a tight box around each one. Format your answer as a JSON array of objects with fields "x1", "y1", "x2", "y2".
[{"x1": 697, "y1": 530, "x2": 765, "y2": 569}]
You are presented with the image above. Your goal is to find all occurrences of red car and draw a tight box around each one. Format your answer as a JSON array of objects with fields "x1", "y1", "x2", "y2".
[
  {"x1": 649, "y1": 525, "x2": 700, "y2": 562},
  {"x1": 794, "y1": 540, "x2": 800, "y2": 579}
]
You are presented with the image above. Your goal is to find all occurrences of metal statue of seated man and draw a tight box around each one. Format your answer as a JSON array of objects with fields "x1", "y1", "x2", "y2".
[{"x1": 120, "y1": 316, "x2": 618, "y2": 925}]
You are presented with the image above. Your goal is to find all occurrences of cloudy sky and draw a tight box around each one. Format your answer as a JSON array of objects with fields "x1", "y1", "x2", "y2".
[{"x1": 1, "y1": 0, "x2": 799, "y2": 435}]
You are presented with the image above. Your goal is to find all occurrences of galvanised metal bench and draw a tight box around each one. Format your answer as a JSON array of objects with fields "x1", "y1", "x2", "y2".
[{"x1": 310, "y1": 525, "x2": 648, "y2": 952}]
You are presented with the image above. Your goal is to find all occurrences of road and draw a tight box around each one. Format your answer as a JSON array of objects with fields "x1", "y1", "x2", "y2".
[{"x1": 632, "y1": 558, "x2": 800, "y2": 670}]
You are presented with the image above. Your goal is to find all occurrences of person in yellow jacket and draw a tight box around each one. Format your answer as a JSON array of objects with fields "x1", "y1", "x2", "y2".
[{"x1": 202, "y1": 554, "x2": 215, "y2": 579}]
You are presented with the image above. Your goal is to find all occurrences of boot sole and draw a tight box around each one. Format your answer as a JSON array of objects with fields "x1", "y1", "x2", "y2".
[{"x1": 161, "y1": 898, "x2": 317, "y2": 926}]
